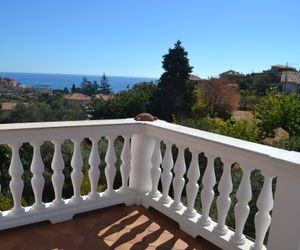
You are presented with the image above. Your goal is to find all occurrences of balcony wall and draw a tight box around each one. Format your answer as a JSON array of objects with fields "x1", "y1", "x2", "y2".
[{"x1": 0, "y1": 119, "x2": 299, "y2": 250}]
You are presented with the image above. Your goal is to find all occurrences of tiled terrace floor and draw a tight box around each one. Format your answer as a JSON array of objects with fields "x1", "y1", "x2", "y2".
[{"x1": 0, "y1": 205, "x2": 220, "y2": 250}]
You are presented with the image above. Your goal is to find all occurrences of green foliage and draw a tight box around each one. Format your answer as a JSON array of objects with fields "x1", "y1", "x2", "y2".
[
  {"x1": 208, "y1": 117, "x2": 259, "y2": 142},
  {"x1": 99, "y1": 73, "x2": 112, "y2": 94},
  {"x1": 154, "y1": 40, "x2": 194, "y2": 120},
  {"x1": 6, "y1": 96, "x2": 87, "y2": 123},
  {"x1": 273, "y1": 136, "x2": 300, "y2": 152},
  {"x1": 80, "y1": 77, "x2": 99, "y2": 96},
  {"x1": 254, "y1": 93, "x2": 300, "y2": 137},
  {"x1": 229, "y1": 73, "x2": 280, "y2": 96},
  {"x1": 0, "y1": 193, "x2": 14, "y2": 211},
  {"x1": 240, "y1": 95, "x2": 261, "y2": 111},
  {"x1": 91, "y1": 82, "x2": 157, "y2": 119}
]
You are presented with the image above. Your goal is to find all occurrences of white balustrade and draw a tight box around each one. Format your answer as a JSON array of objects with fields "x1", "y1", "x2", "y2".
[
  {"x1": 159, "y1": 142, "x2": 174, "y2": 204},
  {"x1": 30, "y1": 141, "x2": 45, "y2": 212},
  {"x1": 171, "y1": 145, "x2": 186, "y2": 211},
  {"x1": 213, "y1": 159, "x2": 233, "y2": 235},
  {"x1": 230, "y1": 166, "x2": 252, "y2": 245},
  {"x1": 87, "y1": 137, "x2": 100, "y2": 200},
  {"x1": 0, "y1": 118, "x2": 299, "y2": 250},
  {"x1": 8, "y1": 143, "x2": 25, "y2": 216},
  {"x1": 198, "y1": 154, "x2": 216, "y2": 226},
  {"x1": 120, "y1": 135, "x2": 131, "y2": 192},
  {"x1": 149, "y1": 139, "x2": 162, "y2": 198},
  {"x1": 50, "y1": 140, "x2": 65, "y2": 208},
  {"x1": 70, "y1": 138, "x2": 83, "y2": 204},
  {"x1": 104, "y1": 136, "x2": 117, "y2": 196},
  {"x1": 184, "y1": 149, "x2": 200, "y2": 218},
  {"x1": 251, "y1": 174, "x2": 274, "y2": 250}
]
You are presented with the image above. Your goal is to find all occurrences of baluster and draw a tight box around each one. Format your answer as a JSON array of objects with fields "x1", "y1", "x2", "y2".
[
  {"x1": 159, "y1": 142, "x2": 174, "y2": 204},
  {"x1": 149, "y1": 139, "x2": 162, "y2": 198},
  {"x1": 8, "y1": 143, "x2": 25, "y2": 216},
  {"x1": 251, "y1": 174, "x2": 274, "y2": 250},
  {"x1": 50, "y1": 140, "x2": 65, "y2": 208},
  {"x1": 213, "y1": 160, "x2": 233, "y2": 235},
  {"x1": 30, "y1": 141, "x2": 45, "y2": 211},
  {"x1": 120, "y1": 135, "x2": 131, "y2": 192},
  {"x1": 104, "y1": 136, "x2": 117, "y2": 196},
  {"x1": 87, "y1": 137, "x2": 100, "y2": 200},
  {"x1": 184, "y1": 149, "x2": 200, "y2": 218},
  {"x1": 171, "y1": 145, "x2": 186, "y2": 211},
  {"x1": 230, "y1": 166, "x2": 252, "y2": 245},
  {"x1": 198, "y1": 154, "x2": 216, "y2": 226},
  {"x1": 70, "y1": 139, "x2": 83, "y2": 204}
]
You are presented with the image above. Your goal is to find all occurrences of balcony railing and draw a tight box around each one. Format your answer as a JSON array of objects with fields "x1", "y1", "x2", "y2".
[{"x1": 0, "y1": 118, "x2": 299, "y2": 250}]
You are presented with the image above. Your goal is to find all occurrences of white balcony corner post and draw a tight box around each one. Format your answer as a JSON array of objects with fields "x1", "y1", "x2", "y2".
[
  {"x1": 129, "y1": 133, "x2": 155, "y2": 204},
  {"x1": 267, "y1": 176, "x2": 300, "y2": 250}
]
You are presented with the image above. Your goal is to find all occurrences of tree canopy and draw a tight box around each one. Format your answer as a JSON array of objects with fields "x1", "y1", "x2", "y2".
[
  {"x1": 99, "y1": 73, "x2": 112, "y2": 94},
  {"x1": 254, "y1": 93, "x2": 300, "y2": 137},
  {"x1": 80, "y1": 77, "x2": 99, "y2": 96},
  {"x1": 154, "y1": 40, "x2": 194, "y2": 120}
]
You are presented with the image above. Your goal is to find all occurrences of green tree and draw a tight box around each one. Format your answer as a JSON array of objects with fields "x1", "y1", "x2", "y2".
[
  {"x1": 254, "y1": 93, "x2": 300, "y2": 137},
  {"x1": 91, "y1": 82, "x2": 157, "y2": 119},
  {"x1": 80, "y1": 77, "x2": 99, "y2": 96},
  {"x1": 154, "y1": 40, "x2": 194, "y2": 121},
  {"x1": 71, "y1": 83, "x2": 76, "y2": 93},
  {"x1": 99, "y1": 73, "x2": 112, "y2": 94}
]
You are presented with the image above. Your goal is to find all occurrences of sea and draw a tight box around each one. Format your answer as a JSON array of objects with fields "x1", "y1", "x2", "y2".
[{"x1": 0, "y1": 72, "x2": 158, "y2": 92}]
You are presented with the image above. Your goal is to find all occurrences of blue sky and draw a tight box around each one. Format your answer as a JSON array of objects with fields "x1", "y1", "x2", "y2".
[{"x1": 1, "y1": 0, "x2": 299, "y2": 78}]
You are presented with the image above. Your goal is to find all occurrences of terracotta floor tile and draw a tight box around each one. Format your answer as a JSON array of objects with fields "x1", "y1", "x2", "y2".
[
  {"x1": 144, "y1": 231, "x2": 175, "y2": 248},
  {"x1": 147, "y1": 221, "x2": 161, "y2": 232},
  {"x1": 0, "y1": 226, "x2": 31, "y2": 243},
  {"x1": 0, "y1": 205, "x2": 219, "y2": 250},
  {"x1": 77, "y1": 238, "x2": 112, "y2": 250},
  {"x1": 35, "y1": 221, "x2": 67, "y2": 233},
  {"x1": 143, "y1": 246, "x2": 170, "y2": 250},
  {"x1": 172, "y1": 238, "x2": 190, "y2": 249},
  {"x1": 87, "y1": 223, "x2": 121, "y2": 241},
  {"x1": 113, "y1": 242, "x2": 142, "y2": 250},
  {"x1": 72, "y1": 210, "x2": 102, "y2": 225},
  {"x1": 47, "y1": 233, "x2": 84, "y2": 250},
  {"x1": 0, "y1": 238, "x2": 21, "y2": 250},
  {"x1": 124, "y1": 214, "x2": 151, "y2": 229},
  {"x1": 62, "y1": 220, "x2": 95, "y2": 236},
  {"x1": 115, "y1": 227, "x2": 148, "y2": 245},
  {"x1": 20, "y1": 227, "x2": 58, "y2": 247},
  {"x1": 12, "y1": 244, "x2": 46, "y2": 250}
]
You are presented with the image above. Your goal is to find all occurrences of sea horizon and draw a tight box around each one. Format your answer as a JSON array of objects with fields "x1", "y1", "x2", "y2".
[{"x1": 0, "y1": 72, "x2": 158, "y2": 92}]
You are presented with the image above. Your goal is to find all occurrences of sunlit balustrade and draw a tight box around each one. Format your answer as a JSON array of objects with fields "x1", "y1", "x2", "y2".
[{"x1": 0, "y1": 118, "x2": 299, "y2": 250}]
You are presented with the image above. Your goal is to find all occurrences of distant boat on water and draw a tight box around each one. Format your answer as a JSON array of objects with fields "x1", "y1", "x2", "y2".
[{"x1": 0, "y1": 72, "x2": 157, "y2": 92}]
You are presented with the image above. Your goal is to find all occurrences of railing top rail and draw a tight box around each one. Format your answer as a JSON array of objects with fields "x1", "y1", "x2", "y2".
[
  {"x1": 143, "y1": 120, "x2": 300, "y2": 168},
  {"x1": 0, "y1": 118, "x2": 138, "y2": 131},
  {"x1": 0, "y1": 118, "x2": 299, "y2": 169}
]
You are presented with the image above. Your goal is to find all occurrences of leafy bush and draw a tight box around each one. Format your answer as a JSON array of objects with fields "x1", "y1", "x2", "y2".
[
  {"x1": 254, "y1": 93, "x2": 300, "y2": 138},
  {"x1": 273, "y1": 136, "x2": 300, "y2": 152},
  {"x1": 208, "y1": 117, "x2": 260, "y2": 142}
]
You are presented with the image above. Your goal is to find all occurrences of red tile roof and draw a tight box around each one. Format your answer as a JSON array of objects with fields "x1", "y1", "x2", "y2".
[
  {"x1": 63, "y1": 93, "x2": 91, "y2": 101},
  {"x1": 1, "y1": 102, "x2": 17, "y2": 111}
]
